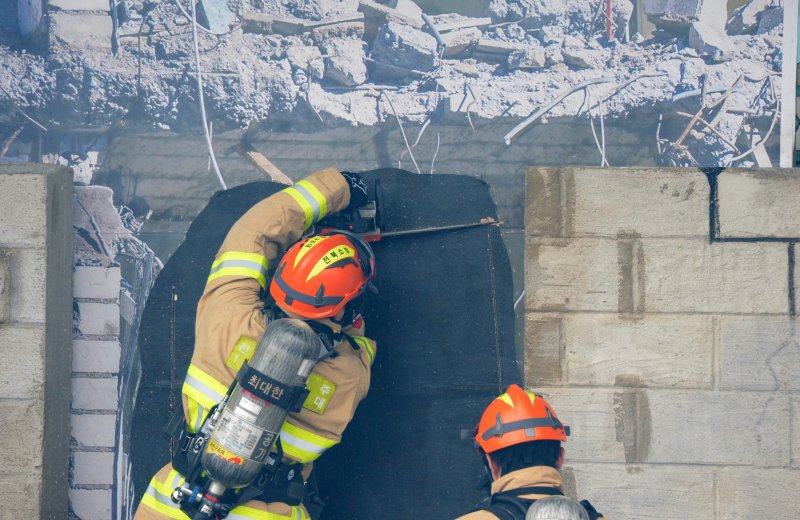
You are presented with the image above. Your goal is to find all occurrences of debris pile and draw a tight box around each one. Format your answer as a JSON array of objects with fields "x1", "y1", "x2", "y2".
[{"x1": 0, "y1": 0, "x2": 786, "y2": 166}]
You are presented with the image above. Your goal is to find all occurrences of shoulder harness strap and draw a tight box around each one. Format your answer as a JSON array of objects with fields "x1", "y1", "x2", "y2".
[
  {"x1": 471, "y1": 487, "x2": 564, "y2": 520},
  {"x1": 579, "y1": 499, "x2": 603, "y2": 520}
]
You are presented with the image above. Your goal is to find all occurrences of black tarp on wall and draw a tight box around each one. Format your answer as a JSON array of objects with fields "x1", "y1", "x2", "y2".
[{"x1": 130, "y1": 169, "x2": 520, "y2": 519}]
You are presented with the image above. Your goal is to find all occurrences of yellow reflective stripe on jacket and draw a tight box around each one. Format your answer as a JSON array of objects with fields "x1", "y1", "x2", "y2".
[
  {"x1": 279, "y1": 422, "x2": 338, "y2": 463},
  {"x1": 187, "y1": 403, "x2": 206, "y2": 434},
  {"x1": 140, "y1": 470, "x2": 189, "y2": 519},
  {"x1": 182, "y1": 364, "x2": 228, "y2": 432},
  {"x1": 350, "y1": 335, "x2": 375, "y2": 366},
  {"x1": 207, "y1": 251, "x2": 269, "y2": 289},
  {"x1": 227, "y1": 505, "x2": 311, "y2": 520},
  {"x1": 282, "y1": 180, "x2": 328, "y2": 230}
]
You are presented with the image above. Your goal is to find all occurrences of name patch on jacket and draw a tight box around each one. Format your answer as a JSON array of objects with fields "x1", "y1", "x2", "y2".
[
  {"x1": 303, "y1": 373, "x2": 336, "y2": 414},
  {"x1": 226, "y1": 335, "x2": 257, "y2": 371}
]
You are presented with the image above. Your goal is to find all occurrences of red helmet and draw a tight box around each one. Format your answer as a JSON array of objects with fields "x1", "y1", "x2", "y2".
[
  {"x1": 269, "y1": 230, "x2": 375, "y2": 320},
  {"x1": 474, "y1": 384, "x2": 569, "y2": 454}
]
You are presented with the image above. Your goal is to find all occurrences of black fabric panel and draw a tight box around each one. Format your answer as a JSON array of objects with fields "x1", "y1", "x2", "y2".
[
  {"x1": 367, "y1": 169, "x2": 499, "y2": 233},
  {"x1": 129, "y1": 169, "x2": 520, "y2": 519}
]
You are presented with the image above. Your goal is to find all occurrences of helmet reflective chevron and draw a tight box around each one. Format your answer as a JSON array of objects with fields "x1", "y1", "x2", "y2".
[
  {"x1": 269, "y1": 230, "x2": 375, "y2": 320},
  {"x1": 475, "y1": 384, "x2": 569, "y2": 454}
]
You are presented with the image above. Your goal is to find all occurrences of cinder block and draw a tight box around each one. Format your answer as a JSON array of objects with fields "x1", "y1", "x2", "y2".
[
  {"x1": 8, "y1": 248, "x2": 47, "y2": 323},
  {"x1": 719, "y1": 316, "x2": 800, "y2": 391},
  {"x1": 74, "y1": 301, "x2": 120, "y2": 337},
  {"x1": 524, "y1": 314, "x2": 563, "y2": 385},
  {"x1": 718, "y1": 169, "x2": 800, "y2": 238},
  {"x1": 50, "y1": 13, "x2": 113, "y2": 50},
  {"x1": 0, "y1": 250, "x2": 10, "y2": 322},
  {"x1": 0, "y1": 173, "x2": 47, "y2": 247},
  {"x1": 643, "y1": 239, "x2": 788, "y2": 314},
  {"x1": 526, "y1": 238, "x2": 619, "y2": 312},
  {"x1": 0, "y1": 479, "x2": 42, "y2": 518},
  {"x1": 0, "y1": 400, "x2": 44, "y2": 474},
  {"x1": 567, "y1": 462, "x2": 714, "y2": 520},
  {"x1": 72, "y1": 377, "x2": 118, "y2": 411},
  {"x1": 50, "y1": 0, "x2": 110, "y2": 10},
  {"x1": 646, "y1": 390, "x2": 790, "y2": 466},
  {"x1": 71, "y1": 413, "x2": 116, "y2": 448},
  {"x1": 793, "y1": 397, "x2": 800, "y2": 468},
  {"x1": 72, "y1": 339, "x2": 121, "y2": 373},
  {"x1": 0, "y1": 325, "x2": 45, "y2": 399},
  {"x1": 73, "y1": 266, "x2": 121, "y2": 300},
  {"x1": 541, "y1": 387, "x2": 791, "y2": 467},
  {"x1": 717, "y1": 467, "x2": 800, "y2": 520},
  {"x1": 526, "y1": 168, "x2": 709, "y2": 238},
  {"x1": 69, "y1": 488, "x2": 112, "y2": 520},
  {"x1": 71, "y1": 451, "x2": 114, "y2": 486},
  {"x1": 528, "y1": 388, "x2": 627, "y2": 463},
  {"x1": 563, "y1": 314, "x2": 713, "y2": 388}
]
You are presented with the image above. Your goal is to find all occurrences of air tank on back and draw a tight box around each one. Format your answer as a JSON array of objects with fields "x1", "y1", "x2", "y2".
[{"x1": 200, "y1": 318, "x2": 319, "y2": 488}]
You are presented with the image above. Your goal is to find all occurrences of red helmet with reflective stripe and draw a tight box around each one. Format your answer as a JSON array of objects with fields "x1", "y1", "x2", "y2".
[
  {"x1": 475, "y1": 384, "x2": 569, "y2": 454},
  {"x1": 269, "y1": 230, "x2": 375, "y2": 320}
]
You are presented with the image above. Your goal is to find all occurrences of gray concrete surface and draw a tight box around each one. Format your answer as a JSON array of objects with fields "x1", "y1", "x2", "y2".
[
  {"x1": 525, "y1": 166, "x2": 800, "y2": 520},
  {"x1": 0, "y1": 163, "x2": 73, "y2": 519}
]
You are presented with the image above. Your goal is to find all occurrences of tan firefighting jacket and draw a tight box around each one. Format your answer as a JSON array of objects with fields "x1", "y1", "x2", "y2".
[
  {"x1": 136, "y1": 168, "x2": 377, "y2": 520},
  {"x1": 455, "y1": 466, "x2": 605, "y2": 520}
]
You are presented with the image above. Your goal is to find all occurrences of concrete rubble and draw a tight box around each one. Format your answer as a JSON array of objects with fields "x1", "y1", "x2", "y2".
[{"x1": 0, "y1": 0, "x2": 786, "y2": 167}]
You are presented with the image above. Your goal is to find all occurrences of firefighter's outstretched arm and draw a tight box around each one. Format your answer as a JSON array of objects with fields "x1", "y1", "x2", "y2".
[{"x1": 183, "y1": 168, "x2": 351, "y2": 433}]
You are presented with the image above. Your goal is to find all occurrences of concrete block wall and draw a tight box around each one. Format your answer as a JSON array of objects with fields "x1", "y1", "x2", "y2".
[
  {"x1": 103, "y1": 115, "x2": 655, "y2": 253},
  {"x1": 0, "y1": 164, "x2": 73, "y2": 519},
  {"x1": 70, "y1": 184, "x2": 161, "y2": 520},
  {"x1": 525, "y1": 167, "x2": 800, "y2": 520}
]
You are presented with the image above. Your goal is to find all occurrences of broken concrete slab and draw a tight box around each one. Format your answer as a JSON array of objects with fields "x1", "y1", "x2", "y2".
[
  {"x1": 50, "y1": 13, "x2": 113, "y2": 50},
  {"x1": 322, "y1": 38, "x2": 368, "y2": 86},
  {"x1": 242, "y1": 13, "x2": 306, "y2": 35},
  {"x1": 445, "y1": 89, "x2": 476, "y2": 117},
  {"x1": 73, "y1": 186, "x2": 135, "y2": 263},
  {"x1": 278, "y1": 0, "x2": 360, "y2": 21},
  {"x1": 311, "y1": 19, "x2": 364, "y2": 43},
  {"x1": 563, "y1": 47, "x2": 598, "y2": 69},
  {"x1": 726, "y1": 0, "x2": 772, "y2": 35},
  {"x1": 689, "y1": 21, "x2": 734, "y2": 62},
  {"x1": 450, "y1": 60, "x2": 481, "y2": 77},
  {"x1": 370, "y1": 21, "x2": 438, "y2": 79},
  {"x1": 198, "y1": 0, "x2": 236, "y2": 34},
  {"x1": 287, "y1": 44, "x2": 325, "y2": 80},
  {"x1": 242, "y1": 11, "x2": 365, "y2": 37},
  {"x1": 545, "y1": 45, "x2": 564, "y2": 66},
  {"x1": 440, "y1": 27, "x2": 482, "y2": 58},
  {"x1": 508, "y1": 46, "x2": 546, "y2": 70},
  {"x1": 431, "y1": 15, "x2": 492, "y2": 34},
  {"x1": 473, "y1": 37, "x2": 523, "y2": 63},
  {"x1": 382, "y1": 0, "x2": 423, "y2": 21},
  {"x1": 537, "y1": 25, "x2": 566, "y2": 45},
  {"x1": 358, "y1": 0, "x2": 423, "y2": 41},
  {"x1": 488, "y1": 0, "x2": 632, "y2": 40},
  {"x1": 644, "y1": 0, "x2": 727, "y2": 29}
]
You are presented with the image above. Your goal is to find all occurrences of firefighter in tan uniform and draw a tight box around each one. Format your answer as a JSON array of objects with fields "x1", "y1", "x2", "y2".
[
  {"x1": 458, "y1": 385, "x2": 605, "y2": 520},
  {"x1": 135, "y1": 168, "x2": 377, "y2": 520}
]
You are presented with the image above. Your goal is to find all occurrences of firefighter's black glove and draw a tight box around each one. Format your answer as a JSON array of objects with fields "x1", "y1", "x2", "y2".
[{"x1": 341, "y1": 171, "x2": 368, "y2": 209}]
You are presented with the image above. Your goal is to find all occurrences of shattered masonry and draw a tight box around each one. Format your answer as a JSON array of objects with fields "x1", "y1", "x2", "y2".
[{"x1": 0, "y1": 0, "x2": 785, "y2": 169}]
